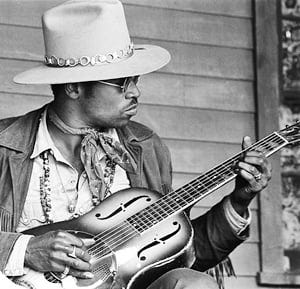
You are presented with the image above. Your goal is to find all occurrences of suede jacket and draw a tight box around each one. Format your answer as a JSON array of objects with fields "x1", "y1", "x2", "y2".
[{"x1": 0, "y1": 106, "x2": 247, "y2": 272}]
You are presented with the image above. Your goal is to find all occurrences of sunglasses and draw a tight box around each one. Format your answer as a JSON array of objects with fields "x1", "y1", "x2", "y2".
[{"x1": 97, "y1": 76, "x2": 140, "y2": 93}]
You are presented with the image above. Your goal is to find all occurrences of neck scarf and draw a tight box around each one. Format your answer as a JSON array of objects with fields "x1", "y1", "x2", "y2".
[{"x1": 47, "y1": 108, "x2": 136, "y2": 202}]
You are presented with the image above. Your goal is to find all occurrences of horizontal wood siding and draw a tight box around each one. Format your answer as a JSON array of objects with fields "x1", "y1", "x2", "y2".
[{"x1": 0, "y1": 1, "x2": 262, "y2": 288}]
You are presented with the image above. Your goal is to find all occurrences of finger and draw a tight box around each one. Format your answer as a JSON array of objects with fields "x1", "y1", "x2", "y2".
[
  {"x1": 62, "y1": 245, "x2": 91, "y2": 262},
  {"x1": 62, "y1": 232, "x2": 85, "y2": 248},
  {"x1": 236, "y1": 167, "x2": 261, "y2": 191},
  {"x1": 237, "y1": 161, "x2": 261, "y2": 177},
  {"x1": 68, "y1": 268, "x2": 94, "y2": 279},
  {"x1": 81, "y1": 238, "x2": 96, "y2": 248},
  {"x1": 243, "y1": 150, "x2": 264, "y2": 157},
  {"x1": 237, "y1": 163, "x2": 268, "y2": 189},
  {"x1": 242, "y1": 154, "x2": 272, "y2": 179},
  {"x1": 242, "y1": 155, "x2": 263, "y2": 167},
  {"x1": 65, "y1": 256, "x2": 92, "y2": 272}
]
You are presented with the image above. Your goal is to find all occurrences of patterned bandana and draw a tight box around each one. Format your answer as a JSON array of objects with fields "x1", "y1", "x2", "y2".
[{"x1": 48, "y1": 108, "x2": 136, "y2": 202}]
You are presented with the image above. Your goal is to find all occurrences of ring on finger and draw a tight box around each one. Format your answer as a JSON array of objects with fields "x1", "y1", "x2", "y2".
[
  {"x1": 254, "y1": 172, "x2": 262, "y2": 181},
  {"x1": 61, "y1": 265, "x2": 70, "y2": 279},
  {"x1": 68, "y1": 245, "x2": 77, "y2": 259}
]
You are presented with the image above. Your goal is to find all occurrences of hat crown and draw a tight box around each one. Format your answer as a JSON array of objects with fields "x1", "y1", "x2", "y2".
[
  {"x1": 42, "y1": 0, "x2": 131, "y2": 59},
  {"x1": 13, "y1": 0, "x2": 171, "y2": 84}
]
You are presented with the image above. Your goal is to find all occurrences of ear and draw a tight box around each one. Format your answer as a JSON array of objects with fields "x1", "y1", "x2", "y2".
[{"x1": 64, "y1": 83, "x2": 80, "y2": 99}]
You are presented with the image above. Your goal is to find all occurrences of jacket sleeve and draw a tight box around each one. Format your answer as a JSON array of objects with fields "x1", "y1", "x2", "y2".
[
  {"x1": 0, "y1": 207, "x2": 22, "y2": 272},
  {"x1": 190, "y1": 199, "x2": 249, "y2": 271},
  {"x1": 153, "y1": 133, "x2": 173, "y2": 195}
]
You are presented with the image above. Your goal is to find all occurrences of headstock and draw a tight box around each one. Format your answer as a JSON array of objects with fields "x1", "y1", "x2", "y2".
[{"x1": 278, "y1": 121, "x2": 300, "y2": 145}]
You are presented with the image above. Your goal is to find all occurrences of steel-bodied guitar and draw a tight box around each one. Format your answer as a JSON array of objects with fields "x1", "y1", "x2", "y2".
[{"x1": 13, "y1": 123, "x2": 300, "y2": 289}]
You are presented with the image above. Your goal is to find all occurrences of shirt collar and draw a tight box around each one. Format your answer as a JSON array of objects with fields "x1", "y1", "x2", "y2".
[
  {"x1": 30, "y1": 106, "x2": 58, "y2": 160},
  {"x1": 30, "y1": 107, "x2": 119, "y2": 160}
]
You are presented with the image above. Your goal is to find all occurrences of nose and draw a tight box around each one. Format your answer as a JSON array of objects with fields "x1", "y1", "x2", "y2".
[{"x1": 125, "y1": 81, "x2": 140, "y2": 99}]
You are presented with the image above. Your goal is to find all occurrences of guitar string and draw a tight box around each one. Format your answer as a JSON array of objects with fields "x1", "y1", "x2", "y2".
[
  {"x1": 87, "y1": 133, "x2": 286, "y2": 258},
  {"x1": 88, "y1": 133, "x2": 286, "y2": 260},
  {"x1": 89, "y1": 133, "x2": 286, "y2": 256},
  {"x1": 89, "y1": 154, "x2": 283, "y2": 258}
]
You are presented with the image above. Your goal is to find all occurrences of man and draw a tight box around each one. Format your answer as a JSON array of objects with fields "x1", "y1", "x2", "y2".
[{"x1": 0, "y1": 1, "x2": 271, "y2": 288}]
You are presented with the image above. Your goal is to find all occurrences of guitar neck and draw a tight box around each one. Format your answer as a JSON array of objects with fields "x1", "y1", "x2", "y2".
[{"x1": 127, "y1": 131, "x2": 289, "y2": 233}]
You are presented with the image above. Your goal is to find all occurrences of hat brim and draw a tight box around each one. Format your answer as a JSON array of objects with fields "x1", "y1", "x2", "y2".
[{"x1": 13, "y1": 44, "x2": 170, "y2": 84}]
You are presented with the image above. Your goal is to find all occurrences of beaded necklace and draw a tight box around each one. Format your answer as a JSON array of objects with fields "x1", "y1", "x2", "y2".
[{"x1": 39, "y1": 149, "x2": 116, "y2": 224}]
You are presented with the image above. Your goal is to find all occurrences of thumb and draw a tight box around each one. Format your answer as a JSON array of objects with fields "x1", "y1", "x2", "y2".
[
  {"x1": 81, "y1": 238, "x2": 95, "y2": 247},
  {"x1": 242, "y1": 136, "x2": 252, "y2": 150}
]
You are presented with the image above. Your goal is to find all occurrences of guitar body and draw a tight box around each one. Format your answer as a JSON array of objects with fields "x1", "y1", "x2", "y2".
[{"x1": 14, "y1": 188, "x2": 195, "y2": 289}]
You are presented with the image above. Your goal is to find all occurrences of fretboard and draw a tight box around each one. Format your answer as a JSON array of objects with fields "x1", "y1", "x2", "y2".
[{"x1": 127, "y1": 132, "x2": 289, "y2": 234}]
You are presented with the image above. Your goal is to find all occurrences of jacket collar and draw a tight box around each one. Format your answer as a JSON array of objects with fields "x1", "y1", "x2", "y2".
[
  {"x1": 0, "y1": 106, "x2": 45, "y2": 154},
  {"x1": 117, "y1": 120, "x2": 154, "y2": 143}
]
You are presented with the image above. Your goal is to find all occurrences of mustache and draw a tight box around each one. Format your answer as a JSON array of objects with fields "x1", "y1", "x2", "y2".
[{"x1": 128, "y1": 97, "x2": 138, "y2": 106}]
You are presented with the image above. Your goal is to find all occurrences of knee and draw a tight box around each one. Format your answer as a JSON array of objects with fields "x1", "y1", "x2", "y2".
[{"x1": 164, "y1": 268, "x2": 219, "y2": 289}]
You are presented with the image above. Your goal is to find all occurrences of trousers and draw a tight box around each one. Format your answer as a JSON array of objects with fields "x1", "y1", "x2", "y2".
[{"x1": 146, "y1": 268, "x2": 219, "y2": 289}]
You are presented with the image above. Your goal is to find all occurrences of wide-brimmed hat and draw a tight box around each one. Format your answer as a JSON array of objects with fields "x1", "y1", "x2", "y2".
[{"x1": 14, "y1": 0, "x2": 171, "y2": 84}]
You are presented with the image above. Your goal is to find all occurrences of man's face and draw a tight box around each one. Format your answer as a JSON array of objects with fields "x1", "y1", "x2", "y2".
[{"x1": 78, "y1": 77, "x2": 140, "y2": 129}]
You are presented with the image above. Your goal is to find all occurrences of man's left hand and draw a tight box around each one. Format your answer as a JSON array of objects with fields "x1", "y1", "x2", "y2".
[{"x1": 230, "y1": 136, "x2": 272, "y2": 216}]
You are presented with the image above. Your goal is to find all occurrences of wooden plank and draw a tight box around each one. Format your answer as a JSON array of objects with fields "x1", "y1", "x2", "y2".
[
  {"x1": 0, "y1": 92, "x2": 51, "y2": 119},
  {"x1": 140, "y1": 73, "x2": 255, "y2": 112},
  {"x1": 144, "y1": 39, "x2": 254, "y2": 80},
  {"x1": 229, "y1": 243, "x2": 259, "y2": 276},
  {"x1": 164, "y1": 140, "x2": 242, "y2": 172},
  {"x1": 0, "y1": 0, "x2": 252, "y2": 26},
  {"x1": 0, "y1": 25, "x2": 43, "y2": 60},
  {"x1": 136, "y1": 106, "x2": 255, "y2": 143},
  {"x1": 0, "y1": 58, "x2": 255, "y2": 113},
  {"x1": 124, "y1": 6, "x2": 253, "y2": 48},
  {"x1": 124, "y1": 0, "x2": 253, "y2": 18},
  {"x1": 0, "y1": 59, "x2": 49, "y2": 95}
]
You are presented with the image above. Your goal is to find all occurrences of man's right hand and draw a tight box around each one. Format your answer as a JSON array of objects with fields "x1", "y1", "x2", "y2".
[{"x1": 24, "y1": 230, "x2": 95, "y2": 279}]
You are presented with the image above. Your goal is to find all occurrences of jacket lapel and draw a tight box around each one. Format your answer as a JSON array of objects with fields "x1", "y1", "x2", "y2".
[
  {"x1": 0, "y1": 107, "x2": 44, "y2": 230},
  {"x1": 9, "y1": 154, "x2": 34, "y2": 230},
  {"x1": 117, "y1": 121, "x2": 154, "y2": 188}
]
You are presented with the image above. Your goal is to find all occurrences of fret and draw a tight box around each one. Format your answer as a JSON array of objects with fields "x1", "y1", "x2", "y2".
[
  {"x1": 181, "y1": 181, "x2": 207, "y2": 200},
  {"x1": 147, "y1": 202, "x2": 165, "y2": 220},
  {"x1": 139, "y1": 209, "x2": 158, "y2": 227},
  {"x1": 151, "y1": 202, "x2": 169, "y2": 218},
  {"x1": 170, "y1": 191, "x2": 189, "y2": 207},
  {"x1": 164, "y1": 195, "x2": 182, "y2": 211},
  {"x1": 177, "y1": 185, "x2": 197, "y2": 202},
  {"x1": 127, "y1": 214, "x2": 145, "y2": 233},
  {"x1": 158, "y1": 198, "x2": 176, "y2": 215}
]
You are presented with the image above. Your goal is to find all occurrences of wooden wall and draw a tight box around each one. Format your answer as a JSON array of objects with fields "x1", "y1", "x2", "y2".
[{"x1": 0, "y1": 1, "x2": 281, "y2": 288}]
